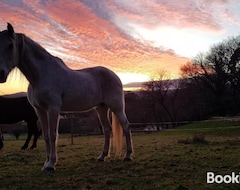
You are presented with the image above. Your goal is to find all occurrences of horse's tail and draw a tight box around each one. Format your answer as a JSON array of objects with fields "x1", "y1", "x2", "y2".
[{"x1": 111, "y1": 112, "x2": 123, "y2": 156}]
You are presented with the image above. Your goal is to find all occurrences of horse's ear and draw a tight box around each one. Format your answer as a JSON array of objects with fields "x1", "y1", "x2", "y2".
[{"x1": 7, "y1": 23, "x2": 14, "y2": 36}]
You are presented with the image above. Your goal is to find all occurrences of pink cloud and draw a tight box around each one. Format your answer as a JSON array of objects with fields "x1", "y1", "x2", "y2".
[
  {"x1": 0, "y1": 1, "x2": 192, "y2": 96},
  {"x1": 105, "y1": 0, "x2": 239, "y2": 34},
  {"x1": 2, "y1": 0, "x2": 239, "y2": 95}
]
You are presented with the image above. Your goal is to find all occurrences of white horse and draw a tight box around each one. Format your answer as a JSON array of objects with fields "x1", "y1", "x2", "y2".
[{"x1": 0, "y1": 23, "x2": 133, "y2": 170}]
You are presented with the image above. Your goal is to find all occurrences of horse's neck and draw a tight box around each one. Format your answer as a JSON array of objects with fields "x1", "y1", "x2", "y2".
[{"x1": 17, "y1": 34, "x2": 66, "y2": 85}]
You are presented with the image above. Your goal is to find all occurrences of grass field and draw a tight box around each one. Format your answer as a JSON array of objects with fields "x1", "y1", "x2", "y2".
[{"x1": 1, "y1": 119, "x2": 240, "y2": 189}]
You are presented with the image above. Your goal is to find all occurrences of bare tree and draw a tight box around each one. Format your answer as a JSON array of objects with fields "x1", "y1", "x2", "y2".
[
  {"x1": 143, "y1": 71, "x2": 183, "y2": 123},
  {"x1": 180, "y1": 35, "x2": 240, "y2": 115}
]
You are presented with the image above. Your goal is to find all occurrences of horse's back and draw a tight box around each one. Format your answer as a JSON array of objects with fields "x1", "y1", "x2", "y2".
[
  {"x1": 78, "y1": 66, "x2": 123, "y2": 99},
  {"x1": 79, "y1": 66, "x2": 122, "y2": 89},
  {"x1": 61, "y1": 66, "x2": 124, "y2": 112}
]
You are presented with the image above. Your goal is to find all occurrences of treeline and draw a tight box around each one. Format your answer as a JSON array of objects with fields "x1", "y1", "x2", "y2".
[
  {"x1": 180, "y1": 34, "x2": 240, "y2": 118},
  {"x1": 126, "y1": 34, "x2": 240, "y2": 123}
]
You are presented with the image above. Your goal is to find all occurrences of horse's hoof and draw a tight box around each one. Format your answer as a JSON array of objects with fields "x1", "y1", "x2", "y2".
[
  {"x1": 44, "y1": 167, "x2": 55, "y2": 171},
  {"x1": 123, "y1": 157, "x2": 133, "y2": 161},
  {"x1": 42, "y1": 167, "x2": 55, "y2": 171},
  {"x1": 97, "y1": 158, "x2": 105, "y2": 162}
]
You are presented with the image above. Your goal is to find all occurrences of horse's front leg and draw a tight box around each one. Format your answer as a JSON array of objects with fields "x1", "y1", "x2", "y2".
[
  {"x1": 35, "y1": 108, "x2": 50, "y2": 169},
  {"x1": 44, "y1": 107, "x2": 60, "y2": 170}
]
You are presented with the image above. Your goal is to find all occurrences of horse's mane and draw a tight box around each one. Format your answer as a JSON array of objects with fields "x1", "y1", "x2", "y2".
[
  {"x1": 3, "y1": 67, "x2": 29, "y2": 88},
  {"x1": 0, "y1": 30, "x2": 7, "y2": 35},
  {"x1": 18, "y1": 33, "x2": 68, "y2": 67},
  {"x1": 18, "y1": 33, "x2": 51, "y2": 59}
]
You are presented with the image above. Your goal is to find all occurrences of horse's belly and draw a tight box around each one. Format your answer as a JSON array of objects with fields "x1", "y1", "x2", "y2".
[
  {"x1": 60, "y1": 95, "x2": 101, "y2": 112},
  {"x1": 60, "y1": 103, "x2": 97, "y2": 113}
]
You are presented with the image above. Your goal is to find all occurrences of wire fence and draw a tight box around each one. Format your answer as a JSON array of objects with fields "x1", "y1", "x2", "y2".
[{"x1": 130, "y1": 121, "x2": 193, "y2": 131}]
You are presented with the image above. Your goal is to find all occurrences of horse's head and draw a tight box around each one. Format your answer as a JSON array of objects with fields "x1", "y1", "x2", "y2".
[{"x1": 0, "y1": 23, "x2": 19, "y2": 82}]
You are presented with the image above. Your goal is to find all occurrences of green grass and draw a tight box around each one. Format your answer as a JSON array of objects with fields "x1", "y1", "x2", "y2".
[
  {"x1": 179, "y1": 119, "x2": 240, "y2": 129},
  {"x1": 1, "y1": 120, "x2": 240, "y2": 189}
]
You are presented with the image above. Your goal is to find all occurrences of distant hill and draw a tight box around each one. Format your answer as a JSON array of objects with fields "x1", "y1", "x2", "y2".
[
  {"x1": 123, "y1": 78, "x2": 191, "y2": 91},
  {"x1": 123, "y1": 82, "x2": 144, "y2": 91}
]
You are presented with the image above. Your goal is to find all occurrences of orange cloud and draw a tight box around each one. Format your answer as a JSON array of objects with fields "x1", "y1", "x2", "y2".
[{"x1": 40, "y1": 0, "x2": 189, "y2": 76}]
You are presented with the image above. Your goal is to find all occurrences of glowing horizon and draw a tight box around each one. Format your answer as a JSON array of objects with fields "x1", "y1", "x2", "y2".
[{"x1": 0, "y1": 0, "x2": 240, "y2": 94}]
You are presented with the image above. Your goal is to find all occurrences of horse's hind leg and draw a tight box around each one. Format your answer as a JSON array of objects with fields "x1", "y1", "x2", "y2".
[
  {"x1": 95, "y1": 106, "x2": 111, "y2": 161},
  {"x1": 114, "y1": 110, "x2": 133, "y2": 161},
  {"x1": 0, "y1": 129, "x2": 3, "y2": 149},
  {"x1": 21, "y1": 121, "x2": 32, "y2": 150},
  {"x1": 30, "y1": 120, "x2": 41, "y2": 149}
]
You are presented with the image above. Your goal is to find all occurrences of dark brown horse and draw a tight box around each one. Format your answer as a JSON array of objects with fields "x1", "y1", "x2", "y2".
[{"x1": 0, "y1": 93, "x2": 41, "y2": 149}]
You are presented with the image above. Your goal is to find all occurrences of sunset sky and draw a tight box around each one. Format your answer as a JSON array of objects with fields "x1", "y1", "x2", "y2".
[{"x1": 0, "y1": 0, "x2": 240, "y2": 94}]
